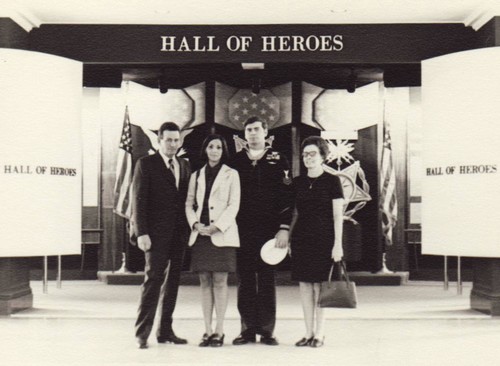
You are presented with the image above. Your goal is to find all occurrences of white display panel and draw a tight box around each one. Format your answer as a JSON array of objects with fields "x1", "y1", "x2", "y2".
[
  {"x1": 0, "y1": 49, "x2": 82, "y2": 256},
  {"x1": 421, "y1": 47, "x2": 500, "y2": 257}
]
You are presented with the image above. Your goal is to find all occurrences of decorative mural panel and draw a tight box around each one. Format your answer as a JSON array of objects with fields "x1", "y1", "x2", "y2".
[
  {"x1": 228, "y1": 89, "x2": 280, "y2": 128},
  {"x1": 126, "y1": 81, "x2": 205, "y2": 133},
  {"x1": 124, "y1": 81, "x2": 206, "y2": 155},
  {"x1": 302, "y1": 81, "x2": 382, "y2": 136},
  {"x1": 215, "y1": 81, "x2": 292, "y2": 130}
]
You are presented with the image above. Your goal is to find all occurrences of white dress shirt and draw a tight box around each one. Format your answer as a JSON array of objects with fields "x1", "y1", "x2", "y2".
[{"x1": 159, "y1": 150, "x2": 180, "y2": 189}]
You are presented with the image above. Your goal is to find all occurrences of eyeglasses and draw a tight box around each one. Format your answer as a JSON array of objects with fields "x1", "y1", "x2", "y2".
[{"x1": 302, "y1": 151, "x2": 319, "y2": 158}]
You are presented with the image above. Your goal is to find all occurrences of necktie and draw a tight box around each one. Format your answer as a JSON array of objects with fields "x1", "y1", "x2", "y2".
[
  {"x1": 168, "y1": 158, "x2": 178, "y2": 189},
  {"x1": 168, "y1": 158, "x2": 175, "y2": 177}
]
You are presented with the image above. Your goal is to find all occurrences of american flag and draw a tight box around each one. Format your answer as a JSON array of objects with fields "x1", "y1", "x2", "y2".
[
  {"x1": 228, "y1": 89, "x2": 280, "y2": 128},
  {"x1": 113, "y1": 106, "x2": 133, "y2": 218},
  {"x1": 380, "y1": 118, "x2": 397, "y2": 245}
]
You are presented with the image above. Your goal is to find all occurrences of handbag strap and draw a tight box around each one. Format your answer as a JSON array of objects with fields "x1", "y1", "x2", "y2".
[
  {"x1": 327, "y1": 261, "x2": 351, "y2": 285},
  {"x1": 339, "y1": 261, "x2": 352, "y2": 285},
  {"x1": 327, "y1": 264, "x2": 335, "y2": 283}
]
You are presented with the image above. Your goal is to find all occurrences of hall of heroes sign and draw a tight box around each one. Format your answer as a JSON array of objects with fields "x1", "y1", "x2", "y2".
[
  {"x1": 160, "y1": 35, "x2": 344, "y2": 52},
  {"x1": 421, "y1": 47, "x2": 500, "y2": 258},
  {"x1": 425, "y1": 164, "x2": 497, "y2": 176},
  {"x1": 0, "y1": 49, "x2": 82, "y2": 257}
]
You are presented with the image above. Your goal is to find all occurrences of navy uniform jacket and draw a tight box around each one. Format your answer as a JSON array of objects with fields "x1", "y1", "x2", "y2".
[{"x1": 231, "y1": 147, "x2": 293, "y2": 256}]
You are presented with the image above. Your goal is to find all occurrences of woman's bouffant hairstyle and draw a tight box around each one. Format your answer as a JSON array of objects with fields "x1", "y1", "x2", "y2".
[
  {"x1": 301, "y1": 136, "x2": 330, "y2": 160},
  {"x1": 200, "y1": 134, "x2": 230, "y2": 164}
]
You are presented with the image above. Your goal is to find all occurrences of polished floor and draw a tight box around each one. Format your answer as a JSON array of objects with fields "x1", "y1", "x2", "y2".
[{"x1": 1, "y1": 280, "x2": 499, "y2": 365}]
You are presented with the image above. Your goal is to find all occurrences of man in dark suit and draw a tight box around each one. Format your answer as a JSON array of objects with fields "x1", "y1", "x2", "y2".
[{"x1": 132, "y1": 122, "x2": 191, "y2": 349}]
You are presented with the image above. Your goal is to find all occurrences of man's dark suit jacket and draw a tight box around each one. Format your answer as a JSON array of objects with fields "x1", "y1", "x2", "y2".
[
  {"x1": 131, "y1": 152, "x2": 191, "y2": 251},
  {"x1": 131, "y1": 152, "x2": 191, "y2": 340}
]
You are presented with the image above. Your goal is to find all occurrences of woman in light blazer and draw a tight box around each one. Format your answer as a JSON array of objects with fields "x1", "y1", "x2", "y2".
[{"x1": 185, "y1": 134, "x2": 240, "y2": 347}]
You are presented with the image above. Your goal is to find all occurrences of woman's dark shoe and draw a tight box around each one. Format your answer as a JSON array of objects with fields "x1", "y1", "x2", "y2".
[
  {"x1": 210, "y1": 333, "x2": 225, "y2": 347},
  {"x1": 198, "y1": 333, "x2": 213, "y2": 347},
  {"x1": 310, "y1": 337, "x2": 325, "y2": 348},
  {"x1": 295, "y1": 337, "x2": 314, "y2": 347}
]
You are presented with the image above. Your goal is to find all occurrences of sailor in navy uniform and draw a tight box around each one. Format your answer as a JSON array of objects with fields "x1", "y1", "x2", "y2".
[{"x1": 230, "y1": 116, "x2": 293, "y2": 346}]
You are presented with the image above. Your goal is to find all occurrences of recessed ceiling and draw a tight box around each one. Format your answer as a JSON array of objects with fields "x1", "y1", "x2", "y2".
[{"x1": 3, "y1": 0, "x2": 498, "y2": 30}]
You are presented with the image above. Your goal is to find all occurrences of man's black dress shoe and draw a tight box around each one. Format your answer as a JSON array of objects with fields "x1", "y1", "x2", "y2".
[
  {"x1": 136, "y1": 338, "x2": 148, "y2": 349},
  {"x1": 260, "y1": 336, "x2": 279, "y2": 346},
  {"x1": 232, "y1": 334, "x2": 256, "y2": 345},
  {"x1": 157, "y1": 333, "x2": 188, "y2": 345}
]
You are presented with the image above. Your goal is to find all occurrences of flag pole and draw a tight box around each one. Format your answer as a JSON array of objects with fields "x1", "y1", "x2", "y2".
[
  {"x1": 112, "y1": 103, "x2": 133, "y2": 273},
  {"x1": 378, "y1": 96, "x2": 397, "y2": 274},
  {"x1": 111, "y1": 213, "x2": 116, "y2": 273}
]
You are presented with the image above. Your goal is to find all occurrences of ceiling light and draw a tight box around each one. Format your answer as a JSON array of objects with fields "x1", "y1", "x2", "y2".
[{"x1": 242, "y1": 63, "x2": 265, "y2": 70}]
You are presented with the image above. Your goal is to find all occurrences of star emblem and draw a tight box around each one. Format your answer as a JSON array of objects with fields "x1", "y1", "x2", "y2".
[
  {"x1": 323, "y1": 161, "x2": 371, "y2": 224},
  {"x1": 325, "y1": 140, "x2": 355, "y2": 166},
  {"x1": 228, "y1": 89, "x2": 281, "y2": 130}
]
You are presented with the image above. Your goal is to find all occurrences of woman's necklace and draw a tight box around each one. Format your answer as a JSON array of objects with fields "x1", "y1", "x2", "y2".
[{"x1": 307, "y1": 170, "x2": 323, "y2": 189}]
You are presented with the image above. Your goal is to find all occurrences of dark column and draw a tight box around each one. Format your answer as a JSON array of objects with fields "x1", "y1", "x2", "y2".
[
  {"x1": 476, "y1": 16, "x2": 500, "y2": 49},
  {"x1": 0, "y1": 17, "x2": 29, "y2": 49},
  {"x1": 471, "y1": 259, "x2": 500, "y2": 315},
  {"x1": 470, "y1": 16, "x2": 500, "y2": 315},
  {"x1": 0, "y1": 258, "x2": 33, "y2": 315},
  {"x1": 0, "y1": 17, "x2": 33, "y2": 315}
]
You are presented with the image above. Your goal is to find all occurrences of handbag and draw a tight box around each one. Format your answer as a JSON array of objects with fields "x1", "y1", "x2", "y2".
[{"x1": 318, "y1": 261, "x2": 357, "y2": 308}]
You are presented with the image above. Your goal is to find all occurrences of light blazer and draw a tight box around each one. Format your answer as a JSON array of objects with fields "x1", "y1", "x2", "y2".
[{"x1": 185, "y1": 163, "x2": 240, "y2": 248}]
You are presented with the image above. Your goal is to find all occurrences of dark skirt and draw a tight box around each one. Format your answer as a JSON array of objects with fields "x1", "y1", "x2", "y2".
[{"x1": 190, "y1": 235, "x2": 237, "y2": 273}]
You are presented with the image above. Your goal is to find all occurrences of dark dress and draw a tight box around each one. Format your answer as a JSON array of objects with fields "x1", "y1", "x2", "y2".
[
  {"x1": 190, "y1": 163, "x2": 236, "y2": 273},
  {"x1": 291, "y1": 172, "x2": 344, "y2": 283}
]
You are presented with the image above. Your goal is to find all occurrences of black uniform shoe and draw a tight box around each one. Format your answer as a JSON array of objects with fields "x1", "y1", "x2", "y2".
[
  {"x1": 260, "y1": 336, "x2": 279, "y2": 346},
  {"x1": 137, "y1": 338, "x2": 148, "y2": 349},
  {"x1": 232, "y1": 334, "x2": 256, "y2": 345},
  {"x1": 157, "y1": 332, "x2": 188, "y2": 345}
]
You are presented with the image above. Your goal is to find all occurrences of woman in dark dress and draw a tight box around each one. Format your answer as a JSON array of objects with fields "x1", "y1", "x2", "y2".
[
  {"x1": 290, "y1": 136, "x2": 344, "y2": 348},
  {"x1": 185, "y1": 135, "x2": 240, "y2": 347}
]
